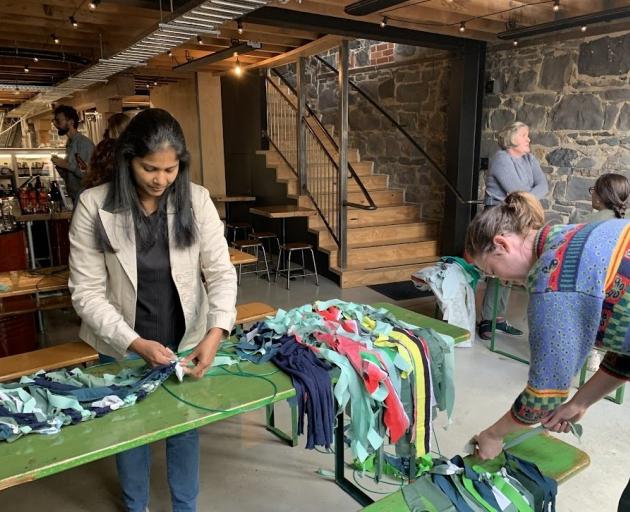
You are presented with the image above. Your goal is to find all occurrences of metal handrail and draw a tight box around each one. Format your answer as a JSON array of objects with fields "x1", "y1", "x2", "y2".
[
  {"x1": 314, "y1": 55, "x2": 483, "y2": 205},
  {"x1": 264, "y1": 75, "x2": 342, "y2": 246},
  {"x1": 271, "y1": 68, "x2": 377, "y2": 211},
  {"x1": 264, "y1": 77, "x2": 299, "y2": 177}
]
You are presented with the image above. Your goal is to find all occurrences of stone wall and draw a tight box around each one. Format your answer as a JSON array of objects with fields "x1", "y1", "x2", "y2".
[
  {"x1": 294, "y1": 41, "x2": 453, "y2": 219},
  {"x1": 480, "y1": 29, "x2": 630, "y2": 223}
]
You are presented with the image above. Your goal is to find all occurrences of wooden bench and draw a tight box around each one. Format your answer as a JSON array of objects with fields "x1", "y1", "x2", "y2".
[
  {"x1": 362, "y1": 431, "x2": 590, "y2": 511},
  {"x1": 235, "y1": 302, "x2": 276, "y2": 325},
  {"x1": 0, "y1": 341, "x2": 98, "y2": 383},
  {"x1": 0, "y1": 302, "x2": 276, "y2": 383}
]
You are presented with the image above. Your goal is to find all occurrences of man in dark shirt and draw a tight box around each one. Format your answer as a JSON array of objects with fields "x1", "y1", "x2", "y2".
[{"x1": 51, "y1": 105, "x2": 95, "y2": 206}]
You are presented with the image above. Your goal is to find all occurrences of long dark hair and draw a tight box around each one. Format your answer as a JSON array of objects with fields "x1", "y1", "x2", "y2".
[
  {"x1": 594, "y1": 173, "x2": 630, "y2": 219},
  {"x1": 98, "y1": 108, "x2": 196, "y2": 251}
]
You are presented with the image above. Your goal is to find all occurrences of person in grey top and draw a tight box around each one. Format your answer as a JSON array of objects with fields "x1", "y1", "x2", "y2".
[
  {"x1": 478, "y1": 121, "x2": 548, "y2": 340},
  {"x1": 51, "y1": 105, "x2": 95, "y2": 206},
  {"x1": 484, "y1": 121, "x2": 548, "y2": 206}
]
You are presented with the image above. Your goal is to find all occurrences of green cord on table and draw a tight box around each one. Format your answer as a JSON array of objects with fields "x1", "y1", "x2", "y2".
[
  {"x1": 351, "y1": 469, "x2": 406, "y2": 495},
  {"x1": 161, "y1": 364, "x2": 279, "y2": 414}
]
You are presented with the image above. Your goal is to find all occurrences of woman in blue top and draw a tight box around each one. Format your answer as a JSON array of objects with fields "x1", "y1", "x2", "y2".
[
  {"x1": 465, "y1": 191, "x2": 629, "y2": 509},
  {"x1": 478, "y1": 122, "x2": 549, "y2": 341}
]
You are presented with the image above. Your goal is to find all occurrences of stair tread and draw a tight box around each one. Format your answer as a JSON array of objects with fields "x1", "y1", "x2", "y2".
[
  {"x1": 330, "y1": 257, "x2": 439, "y2": 273},
  {"x1": 318, "y1": 236, "x2": 437, "y2": 252}
]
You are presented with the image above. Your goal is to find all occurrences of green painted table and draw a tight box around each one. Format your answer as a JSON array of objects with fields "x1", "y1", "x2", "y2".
[
  {"x1": 0, "y1": 360, "x2": 295, "y2": 491},
  {"x1": 0, "y1": 302, "x2": 471, "y2": 499}
]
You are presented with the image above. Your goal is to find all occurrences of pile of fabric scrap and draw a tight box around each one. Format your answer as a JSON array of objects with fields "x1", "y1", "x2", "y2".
[{"x1": 234, "y1": 300, "x2": 456, "y2": 463}]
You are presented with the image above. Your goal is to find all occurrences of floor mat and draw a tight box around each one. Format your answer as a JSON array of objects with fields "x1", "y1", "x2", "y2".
[{"x1": 368, "y1": 281, "x2": 433, "y2": 301}]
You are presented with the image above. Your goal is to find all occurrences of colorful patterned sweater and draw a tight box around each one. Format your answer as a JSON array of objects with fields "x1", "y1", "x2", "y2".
[{"x1": 512, "y1": 220, "x2": 630, "y2": 424}]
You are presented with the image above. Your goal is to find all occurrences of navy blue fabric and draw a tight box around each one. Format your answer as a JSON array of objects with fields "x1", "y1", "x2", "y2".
[
  {"x1": 505, "y1": 452, "x2": 557, "y2": 512},
  {"x1": 270, "y1": 335, "x2": 334, "y2": 450},
  {"x1": 432, "y1": 473, "x2": 475, "y2": 512},
  {"x1": 451, "y1": 455, "x2": 502, "y2": 511},
  {"x1": 0, "y1": 364, "x2": 178, "y2": 442},
  {"x1": 0, "y1": 405, "x2": 51, "y2": 440}
]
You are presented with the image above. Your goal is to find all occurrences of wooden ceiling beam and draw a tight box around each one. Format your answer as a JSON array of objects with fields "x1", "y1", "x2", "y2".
[
  {"x1": 221, "y1": 20, "x2": 321, "y2": 41},
  {"x1": 245, "y1": 34, "x2": 346, "y2": 70},
  {"x1": 276, "y1": 0, "x2": 499, "y2": 40},
  {"x1": 5, "y1": 0, "x2": 162, "y2": 21},
  {"x1": 0, "y1": 14, "x2": 151, "y2": 39}
]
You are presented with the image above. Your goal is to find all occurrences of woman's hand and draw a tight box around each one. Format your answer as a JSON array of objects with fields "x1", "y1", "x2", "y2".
[
  {"x1": 181, "y1": 328, "x2": 224, "y2": 378},
  {"x1": 541, "y1": 400, "x2": 587, "y2": 433},
  {"x1": 474, "y1": 429, "x2": 504, "y2": 461},
  {"x1": 129, "y1": 337, "x2": 176, "y2": 367}
]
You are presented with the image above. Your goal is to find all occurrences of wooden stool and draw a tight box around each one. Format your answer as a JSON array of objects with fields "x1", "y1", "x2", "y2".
[
  {"x1": 275, "y1": 242, "x2": 319, "y2": 290},
  {"x1": 226, "y1": 222, "x2": 252, "y2": 243},
  {"x1": 249, "y1": 231, "x2": 281, "y2": 255},
  {"x1": 232, "y1": 239, "x2": 271, "y2": 283}
]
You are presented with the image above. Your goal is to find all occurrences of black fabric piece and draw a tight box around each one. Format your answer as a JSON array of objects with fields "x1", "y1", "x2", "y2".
[
  {"x1": 619, "y1": 477, "x2": 630, "y2": 512},
  {"x1": 270, "y1": 335, "x2": 334, "y2": 450},
  {"x1": 368, "y1": 281, "x2": 432, "y2": 301},
  {"x1": 134, "y1": 211, "x2": 186, "y2": 347}
]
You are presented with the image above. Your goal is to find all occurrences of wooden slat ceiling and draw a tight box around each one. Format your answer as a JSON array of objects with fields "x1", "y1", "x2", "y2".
[
  {"x1": 0, "y1": 0, "x2": 627, "y2": 109},
  {"x1": 283, "y1": 0, "x2": 630, "y2": 41}
]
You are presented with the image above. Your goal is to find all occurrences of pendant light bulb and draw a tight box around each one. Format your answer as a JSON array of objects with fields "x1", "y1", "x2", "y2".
[
  {"x1": 237, "y1": 20, "x2": 244, "y2": 35},
  {"x1": 552, "y1": 0, "x2": 560, "y2": 12},
  {"x1": 380, "y1": 16, "x2": 387, "y2": 28},
  {"x1": 459, "y1": 22, "x2": 466, "y2": 32},
  {"x1": 581, "y1": 25, "x2": 587, "y2": 32},
  {"x1": 70, "y1": 16, "x2": 78, "y2": 28},
  {"x1": 197, "y1": 35, "x2": 203, "y2": 45},
  {"x1": 234, "y1": 57, "x2": 242, "y2": 76}
]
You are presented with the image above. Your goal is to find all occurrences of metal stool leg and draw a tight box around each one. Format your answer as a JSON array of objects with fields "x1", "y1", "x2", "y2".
[
  {"x1": 310, "y1": 248, "x2": 319, "y2": 285},
  {"x1": 238, "y1": 263, "x2": 242, "y2": 285},
  {"x1": 261, "y1": 245, "x2": 271, "y2": 281},
  {"x1": 286, "y1": 249, "x2": 293, "y2": 290},
  {"x1": 275, "y1": 247, "x2": 283, "y2": 283},
  {"x1": 301, "y1": 249, "x2": 306, "y2": 278}
]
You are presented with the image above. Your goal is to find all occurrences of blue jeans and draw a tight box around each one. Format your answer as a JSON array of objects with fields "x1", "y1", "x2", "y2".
[{"x1": 99, "y1": 353, "x2": 200, "y2": 512}]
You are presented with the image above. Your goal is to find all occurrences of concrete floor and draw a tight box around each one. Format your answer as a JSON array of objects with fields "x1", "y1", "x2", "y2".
[{"x1": 1, "y1": 275, "x2": 628, "y2": 511}]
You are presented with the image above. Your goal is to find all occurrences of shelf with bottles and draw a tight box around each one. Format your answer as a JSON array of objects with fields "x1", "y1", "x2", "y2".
[{"x1": 0, "y1": 149, "x2": 65, "y2": 182}]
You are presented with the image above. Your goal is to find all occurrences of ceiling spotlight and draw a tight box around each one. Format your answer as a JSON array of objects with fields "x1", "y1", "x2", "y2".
[
  {"x1": 153, "y1": 80, "x2": 158, "y2": 86},
  {"x1": 167, "y1": 50, "x2": 173, "y2": 57},
  {"x1": 552, "y1": 0, "x2": 560, "y2": 12},
  {"x1": 33, "y1": 56, "x2": 39, "y2": 63},
  {"x1": 14, "y1": 87, "x2": 20, "y2": 95},
  {"x1": 380, "y1": 16, "x2": 387, "y2": 28},
  {"x1": 51, "y1": 34, "x2": 60, "y2": 44},
  {"x1": 89, "y1": 0, "x2": 101, "y2": 10},
  {"x1": 70, "y1": 16, "x2": 78, "y2": 28},
  {"x1": 237, "y1": 20, "x2": 244, "y2": 35},
  {"x1": 580, "y1": 25, "x2": 587, "y2": 32},
  {"x1": 513, "y1": 40, "x2": 519, "y2": 46},
  {"x1": 234, "y1": 57, "x2": 242, "y2": 76},
  {"x1": 24, "y1": 64, "x2": 29, "y2": 73},
  {"x1": 197, "y1": 35, "x2": 203, "y2": 44},
  {"x1": 146, "y1": 83, "x2": 150, "y2": 89},
  {"x1": 459, "y1": 22, "x2": 466, "y2": 33}
]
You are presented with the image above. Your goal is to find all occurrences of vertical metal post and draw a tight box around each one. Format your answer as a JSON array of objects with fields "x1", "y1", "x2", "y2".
[
  {"x1": 338, "y1": 41, "x2": 349, "y2": 269},
  {"x1": 296, "y1": 57, "x2": 307, "y2": 194}
]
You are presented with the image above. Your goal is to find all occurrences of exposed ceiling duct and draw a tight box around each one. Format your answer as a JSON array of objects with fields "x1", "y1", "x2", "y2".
[{"x1": 8, "y1": 0, "x2": 267, "y2": 118}]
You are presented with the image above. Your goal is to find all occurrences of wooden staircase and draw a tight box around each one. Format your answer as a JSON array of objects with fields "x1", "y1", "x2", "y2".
[{"x1": 261, "y1": 79, "x2": 441, "y2": 288}]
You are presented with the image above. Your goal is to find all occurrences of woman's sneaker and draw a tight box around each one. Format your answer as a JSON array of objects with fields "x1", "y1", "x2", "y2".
[{"x1": 478, "y1": 319, "x2": 524, "y2": 340}]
